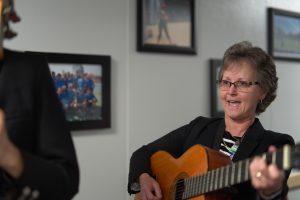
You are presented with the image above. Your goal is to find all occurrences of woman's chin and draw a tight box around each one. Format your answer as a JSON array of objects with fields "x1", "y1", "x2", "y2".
[
  {"x1": 224, "y1": 106, "x2": 240, "y2": 114},
  {"x1": 224, "y1": 110, "x2": 242, "y2": 119}
]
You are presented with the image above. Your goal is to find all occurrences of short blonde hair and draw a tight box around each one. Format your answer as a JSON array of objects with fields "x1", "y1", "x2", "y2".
[{"x1": 218, "y1": 41, "x2": 278, "y2": 115}]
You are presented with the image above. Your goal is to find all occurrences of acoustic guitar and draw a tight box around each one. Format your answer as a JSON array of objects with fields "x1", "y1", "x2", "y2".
[{"x1": 134, "y1": 144, "x2": 299, "y2": 200}]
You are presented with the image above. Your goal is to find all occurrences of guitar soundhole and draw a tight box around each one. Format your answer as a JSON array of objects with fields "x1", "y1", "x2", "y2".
[{"x1": 174, "y1": 179, "x2": 185, "y2": 200}]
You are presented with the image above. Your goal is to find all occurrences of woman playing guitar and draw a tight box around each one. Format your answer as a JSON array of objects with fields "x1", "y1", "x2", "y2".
[{"x1": 128, "y1": 41, "x2": 294, "y2": 200}]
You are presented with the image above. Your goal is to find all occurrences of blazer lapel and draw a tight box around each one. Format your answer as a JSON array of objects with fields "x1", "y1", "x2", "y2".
[
  {"x1": 212, "y1": 119, "x2": 225, "y2": 150},
  {"x1": 232, "y1": 119, "x2": 265, "y2": 162}
]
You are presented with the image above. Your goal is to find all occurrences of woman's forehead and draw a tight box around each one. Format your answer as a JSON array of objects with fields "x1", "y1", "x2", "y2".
[{"x1": 223, "y1": 62, "x2": 257, "y2": 78}]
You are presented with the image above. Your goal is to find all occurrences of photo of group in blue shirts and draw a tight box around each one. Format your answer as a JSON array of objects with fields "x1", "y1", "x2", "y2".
[{"x1": 50, "y1": 63, "x2": 103, "y2": 122}]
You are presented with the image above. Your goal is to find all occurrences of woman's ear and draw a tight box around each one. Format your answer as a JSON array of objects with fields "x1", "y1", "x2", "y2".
[{"x1": 259, "y1": 89, "x2": 267, "y2": 102}]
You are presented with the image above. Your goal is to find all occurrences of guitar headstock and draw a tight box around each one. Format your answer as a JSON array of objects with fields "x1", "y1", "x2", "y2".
[{"x1": 263, "y1": 144, "x2": 299, "y2": 171}]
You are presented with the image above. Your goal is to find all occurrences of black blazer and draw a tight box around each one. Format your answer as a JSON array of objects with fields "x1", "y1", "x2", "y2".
[
  {"x1": 128, "y1": 116, "x2": 294, "y2": 200},
  {"x1": 0, "y1": 49, "x2": 79, "y2": 200}
]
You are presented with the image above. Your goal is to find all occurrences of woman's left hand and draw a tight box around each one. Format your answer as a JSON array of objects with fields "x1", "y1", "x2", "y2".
[{"x1": 249, "y1": 145, "x2": 284, "y2": 197}]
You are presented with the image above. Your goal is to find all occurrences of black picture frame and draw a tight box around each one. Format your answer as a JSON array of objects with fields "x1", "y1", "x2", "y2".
[
  {"x1": 137, "y1": 0, "x2": 196, "y2": 54},
  {"x1": 268, "y1": 8, "x2": 300, "y2": 61},
  {"x1": 28, "y1": 51, "x2": 111, "y2": 131},
  {"x1": 210, "y1": 59, "x2": 224, "y2": 117}
]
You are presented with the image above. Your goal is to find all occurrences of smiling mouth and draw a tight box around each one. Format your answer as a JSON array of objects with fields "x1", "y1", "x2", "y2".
[{"x1": 227, "y1": 100, "x2": 241, "y2": 107}]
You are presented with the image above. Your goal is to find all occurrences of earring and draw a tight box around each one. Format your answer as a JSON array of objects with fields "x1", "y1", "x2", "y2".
[{"x1": 260, "y1": 99, "x2": 263, "y2": 104}]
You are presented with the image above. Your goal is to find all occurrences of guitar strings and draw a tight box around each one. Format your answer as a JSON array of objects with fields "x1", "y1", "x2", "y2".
[
  {"x1": 150, "y1": 144, "x2": 288, "y2": 199},
  {"x1": 155, "y1": 160, "x2": 251, "y2": 200}
]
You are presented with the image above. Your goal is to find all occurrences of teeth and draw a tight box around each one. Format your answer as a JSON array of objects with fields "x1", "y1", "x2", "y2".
[
  {"x1": 228, "y1": 100, "x2": 239, "y2": 103},
  {"x1": 228, "y1": 101, "x2": 240, "y2": 107}
]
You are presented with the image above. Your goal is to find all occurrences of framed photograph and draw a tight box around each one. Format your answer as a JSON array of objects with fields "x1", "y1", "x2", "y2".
[
  {"x1": 28, "y1": 51, "x2": 111, "y2": 131},
  {"x1": 210, "y1": 59, "x2": 224, "y2": 117},
  {"x1": 268, "y1": 8, "x2": 300, "y2": 61},
  {"x1": 137, "y1": 0, "x2": 196, "y2": 54}
]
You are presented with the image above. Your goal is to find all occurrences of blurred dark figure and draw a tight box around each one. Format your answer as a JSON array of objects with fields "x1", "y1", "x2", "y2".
[{"x1": 0, "y1": 1, "x2": 79, "y2": 199}]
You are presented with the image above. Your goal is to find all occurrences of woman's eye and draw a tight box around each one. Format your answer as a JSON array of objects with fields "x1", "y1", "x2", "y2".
[
  {"x1": 239, "y1": 81, "x2": 249, "y2": 87},
  {"x1": 223, "y1": 80, "x2": 230, "y2": 86}
]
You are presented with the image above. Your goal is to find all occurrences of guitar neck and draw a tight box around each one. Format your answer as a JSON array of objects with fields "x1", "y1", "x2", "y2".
[{"x1": 181, "y1": 144, "x2": 292, "y2": 199}]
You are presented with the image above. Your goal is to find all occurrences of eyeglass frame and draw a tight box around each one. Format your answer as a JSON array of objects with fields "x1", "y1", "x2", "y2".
[{"x1": 217, "y1": 79, "x2": 260, "y2": 91}]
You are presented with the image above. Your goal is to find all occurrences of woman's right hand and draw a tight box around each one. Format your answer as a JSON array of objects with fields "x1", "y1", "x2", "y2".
[{"x1": 139, "y1": 173, "x2": 162, "y2": 200}]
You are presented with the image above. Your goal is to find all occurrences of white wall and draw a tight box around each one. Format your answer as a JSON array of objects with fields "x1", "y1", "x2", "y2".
[{"x1": 5, "y1": 0, "x2": 300, "y2": 199}]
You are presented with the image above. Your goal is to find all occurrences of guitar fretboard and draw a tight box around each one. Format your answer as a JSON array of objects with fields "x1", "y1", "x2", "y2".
[{"x1": 178, "y1": 145, "x2": 291, "y2": 199}]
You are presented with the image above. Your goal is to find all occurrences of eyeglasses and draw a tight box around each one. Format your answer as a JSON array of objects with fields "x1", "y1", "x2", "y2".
[{"x1": 217, "y1": 80, "x2": 260, "y2": 92}]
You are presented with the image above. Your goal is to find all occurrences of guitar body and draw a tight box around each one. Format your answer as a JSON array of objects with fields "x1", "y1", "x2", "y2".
[{"x1": 134, "y1": 145, "x2": 232, "y2": 200}]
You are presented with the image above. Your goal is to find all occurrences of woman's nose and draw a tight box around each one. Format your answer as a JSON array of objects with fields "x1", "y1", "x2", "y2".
[{"x1": 228, "y1": 84, "x2": 238, "y2": 94}]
